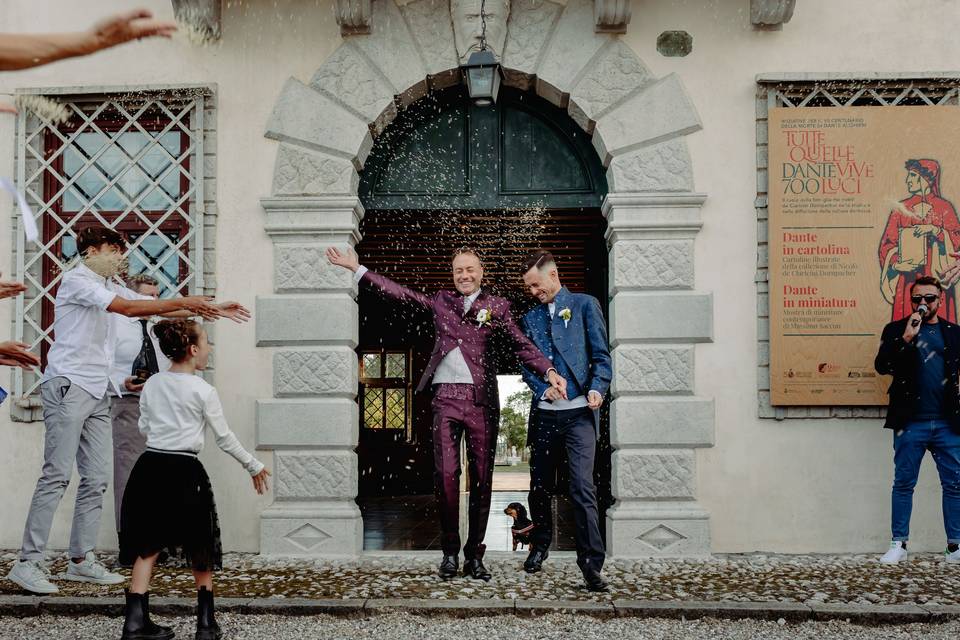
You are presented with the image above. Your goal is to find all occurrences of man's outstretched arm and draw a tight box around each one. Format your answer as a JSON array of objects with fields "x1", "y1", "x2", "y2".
[{"x1": 326, "y1": 247, "x2": 433, "y2": 311}]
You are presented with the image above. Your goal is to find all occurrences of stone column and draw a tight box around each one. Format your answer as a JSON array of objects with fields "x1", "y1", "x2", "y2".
[
  {"x1": 256, "y1": 196, "x2": 364, "y2": 556},
  {"x1": 603, "y1": 192, "x2": 716, "y2": 557}
]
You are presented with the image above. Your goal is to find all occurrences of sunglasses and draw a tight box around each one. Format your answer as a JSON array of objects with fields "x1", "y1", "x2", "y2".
[{"x1": 911, "y1": 294, "x2": 940, "y2": 304}]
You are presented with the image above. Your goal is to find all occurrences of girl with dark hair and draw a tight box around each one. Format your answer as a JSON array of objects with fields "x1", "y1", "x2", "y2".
[{"x1": 118, "y1": 319, "x2": 270, "y2": 640}]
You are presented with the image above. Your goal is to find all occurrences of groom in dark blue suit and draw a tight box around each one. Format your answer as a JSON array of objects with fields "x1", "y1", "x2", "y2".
[{"x1": 519, "y1": 251, "x2": 613, "y2": 592}]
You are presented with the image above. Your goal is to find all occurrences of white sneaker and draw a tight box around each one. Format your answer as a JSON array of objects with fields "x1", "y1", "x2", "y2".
[
  {"x1": 945, "y1": 547, "x2": 960, "y2": 564},
  {"x1": 879, "y1": 540, "x2": 908, "y2": 564},
  {"x1": 6, "y1": 560, "x2": 59, "y2": 594},
  {"x1": 61, "y1": 552, "x2": 124, "y2": 585}
]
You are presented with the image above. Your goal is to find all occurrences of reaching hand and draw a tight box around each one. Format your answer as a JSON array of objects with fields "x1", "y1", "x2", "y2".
[
  {"x1": 0, "y1": 272, "x2": 28, "y2": 300},
  {"x1": 87, "y1": 9, "x2": 177, "y2": 52},
  {"x1": 325, "y1": 247, "x2": 360, "y2": 272},
  {"x1": 179, "y1": 295, "x2": 224, "y2": 321},
  {"x1": 0, "y1": 341, "x2": 40, "y2": 369},
  {"x1": 547, "y1": 369, "x2": 568, "y2": 400},
  {"x1": 123, "y1": 376, "x2": 144, "y2": 393},
  {"x1": 252, "y1": 468, "x2": 271, "y2": 495},
  {"x1": 216, "y1": 301, "x2": 252, "y2": 324}
]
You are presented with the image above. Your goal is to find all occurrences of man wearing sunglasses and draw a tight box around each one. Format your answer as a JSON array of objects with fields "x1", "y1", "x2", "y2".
[{"x1": 875, "y1": 275, "x2": 960, "y2": 564}]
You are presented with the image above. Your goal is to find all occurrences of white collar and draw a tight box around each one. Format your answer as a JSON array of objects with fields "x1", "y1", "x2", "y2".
[
  {"x1": 464, "y1": 289, "x2": 481, "y2": 304},
  {"x1": 73, "y1": 261, "x2": 107, "y2": 282}
]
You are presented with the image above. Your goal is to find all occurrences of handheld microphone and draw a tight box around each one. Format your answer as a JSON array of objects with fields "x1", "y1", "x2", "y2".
[{"x1": 913, "y1": 303, "x2": 929, "y2": 327}]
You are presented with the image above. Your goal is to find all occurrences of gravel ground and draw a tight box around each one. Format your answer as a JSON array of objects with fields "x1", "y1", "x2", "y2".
[
  {"x1": 2, "y1": 613, "x2": 960, "y2": 640},
  {"x1": 2, "y1": 550, "x2": 959, "y2": 605}
]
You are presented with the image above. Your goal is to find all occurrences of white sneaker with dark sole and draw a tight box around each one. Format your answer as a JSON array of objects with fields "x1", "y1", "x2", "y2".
[
  {"x1": 6, "y1": 560, "x2": 59, "y2": 594},
  {"x1": 945, "y1": 548, "x2": 960, "y2": 564},
  {"x1": 60, "y1": 551, "x2": 124, "y2": 585},
  {"x1": 879, "y1": 541, "x2": 908, "y2": 564}
]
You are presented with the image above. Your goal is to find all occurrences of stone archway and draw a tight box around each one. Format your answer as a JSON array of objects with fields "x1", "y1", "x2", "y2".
[{"x1": 256, "y1": 0, "x2": 715, "y2": 558}]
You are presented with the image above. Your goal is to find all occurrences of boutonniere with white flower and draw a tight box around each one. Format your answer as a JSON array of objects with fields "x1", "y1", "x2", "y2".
[
  {"x1": 476, "y1": 308, "x2": 492, "y2": 327},
  {"x1": 559, "y1": 307, "x2": 572, "y2": 328}
]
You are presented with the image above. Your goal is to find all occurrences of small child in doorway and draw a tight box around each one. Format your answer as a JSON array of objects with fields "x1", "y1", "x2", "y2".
[{"x1": 118, "y1": 319, "x2": 270, "y2": 640}]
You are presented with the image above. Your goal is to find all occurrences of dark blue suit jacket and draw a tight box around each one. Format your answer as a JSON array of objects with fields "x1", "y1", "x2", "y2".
[{"x1": 519, "y1": 287, "x2": 613, "y2": 432}]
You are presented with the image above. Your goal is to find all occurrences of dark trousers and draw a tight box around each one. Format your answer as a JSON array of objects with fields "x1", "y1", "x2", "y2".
[
  {"x1": 432, "y1": 384, "x2": 494, "y2": 559},
  {"x1": 529, "y1": 406, "x2": 605, "y2": 570}
]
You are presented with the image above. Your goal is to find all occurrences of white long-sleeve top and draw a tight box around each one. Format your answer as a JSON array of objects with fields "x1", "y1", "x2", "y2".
[{"x1": 138, "y1": 371, "x2": 264, "y2": 476}]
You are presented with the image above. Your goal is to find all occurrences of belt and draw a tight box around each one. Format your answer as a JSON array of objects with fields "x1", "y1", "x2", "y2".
[
  {"x1": 146, "y1": 447, "x2": 198, "y2": 458},
  {"x1": 433, "y1": 383, "x2": 475, "y2": 400}
]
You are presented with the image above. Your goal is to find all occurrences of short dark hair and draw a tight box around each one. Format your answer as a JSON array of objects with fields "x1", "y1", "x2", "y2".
[
  {"x1": 75, "y1": 225, "x2": 125, "y2": 256},
  {"x1": 452, "y1": 246, "x2": 483, "y2": 266},
  {"x1": 911, "y1": 275, "x2": 943, "y2": 294},
  {"x1": 523, "y1": 250, "x2": 556, "y2": 273}
]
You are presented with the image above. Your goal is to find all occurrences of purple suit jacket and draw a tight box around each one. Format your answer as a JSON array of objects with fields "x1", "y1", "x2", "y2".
[{"x1": 360, "y1": 270, "x2": 553, "y2": 406}]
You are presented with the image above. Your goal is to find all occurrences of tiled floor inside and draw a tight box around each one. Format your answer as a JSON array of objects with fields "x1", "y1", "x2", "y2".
[{"x1": 359, "y1": 472, "x2": 576, "y2": 551}]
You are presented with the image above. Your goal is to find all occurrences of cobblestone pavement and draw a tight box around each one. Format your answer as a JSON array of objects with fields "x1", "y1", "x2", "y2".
[
  {"x1": 2, "y1": 551, "x2": 959, "y2": 605},
  {"x1": 2, "y1": 613, "x2": 960, "y2": 640}
]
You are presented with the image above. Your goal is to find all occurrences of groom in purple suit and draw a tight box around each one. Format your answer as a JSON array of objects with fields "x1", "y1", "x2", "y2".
[{"x1": 327, "y1": 246, "x2": 566, "y2": 580}]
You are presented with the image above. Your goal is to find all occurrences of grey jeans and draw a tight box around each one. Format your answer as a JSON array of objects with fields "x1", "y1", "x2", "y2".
[
  {"x1": 19, "y1": 377, "x2": 111, "y2": 561},
  {"x1": 111, "y1": 394, "x2": 145, "y2": 532}
]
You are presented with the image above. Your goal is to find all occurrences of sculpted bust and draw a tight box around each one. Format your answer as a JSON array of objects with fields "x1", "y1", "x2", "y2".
[{"x1": 451, "y1": 0, "x2": 511, "y2": 60}]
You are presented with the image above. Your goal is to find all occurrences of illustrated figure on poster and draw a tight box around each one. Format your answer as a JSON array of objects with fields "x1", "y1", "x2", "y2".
[{"x1": 879, "y1": 159, "x2": 960, "y2": 322}]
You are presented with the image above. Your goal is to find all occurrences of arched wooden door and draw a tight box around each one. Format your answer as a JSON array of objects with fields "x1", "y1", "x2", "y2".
[{"x1": 356, "y1": 85, "x2": 611, "y2": 551}]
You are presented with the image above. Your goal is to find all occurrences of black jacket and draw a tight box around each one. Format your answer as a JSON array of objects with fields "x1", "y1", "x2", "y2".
[{"x1": 874, "y1": 317, "x2": 960, "y2": 432}]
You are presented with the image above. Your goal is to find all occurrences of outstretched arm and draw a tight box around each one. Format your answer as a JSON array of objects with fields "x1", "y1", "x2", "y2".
[
  {"x1": 326, "y1": 246, "x2": 433, "y2": 311},
  {"x1": 0, "y1": 9, "x2": 177, "y2": 71},
  {"x1": 499, "y1": 304, "x2": 567, "y2": 399},
  {"x1": 519, "y1": 315, "x2": 551, "y2": 400}
]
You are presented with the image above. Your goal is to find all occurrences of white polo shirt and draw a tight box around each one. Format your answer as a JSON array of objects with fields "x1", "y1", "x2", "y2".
[{"x1": 41, "y1": 263, "x2": 147, "y2": 399}]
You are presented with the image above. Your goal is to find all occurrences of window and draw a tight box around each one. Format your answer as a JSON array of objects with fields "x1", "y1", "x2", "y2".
[
  {"x1": 12, "y1": 88, "x2": 215, "y2": 419},
  {"x1": 359, "y1": 349, "x2": 411, "y2": 433}
]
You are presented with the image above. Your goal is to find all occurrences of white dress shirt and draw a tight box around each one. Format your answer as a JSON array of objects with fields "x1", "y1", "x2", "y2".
[
  {"x1": 354, "y1": 265, "x2": 478, "y2": 385},
  {"x1": 42, "y1": 262, "x2": 147, "y2": 399},
  {"x1": 538, "y1": 301, "x2": 595, "y2": 411},
  {"x1": 138, "y1": 371, "x2": 264, "y2": 476},
  {"x1": 110, "y1": 316, "x2": 171, "y2": 397}
]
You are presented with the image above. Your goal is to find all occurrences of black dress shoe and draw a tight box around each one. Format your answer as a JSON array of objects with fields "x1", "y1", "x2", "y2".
[
  {"x1": 582, "y1": 568, "x2": 609, "y2": 592},
  {"x1": 438, "y1": 554, "x2": 458, "y2": 580},
  {"x1": 462, "y1": 557, "x2": 492, "y2": 581},
  {"x1": 523, "y1": 547, "x2": 549, "y2": 573}
]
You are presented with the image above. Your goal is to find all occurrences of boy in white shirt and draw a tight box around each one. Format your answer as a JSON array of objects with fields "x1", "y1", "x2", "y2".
[{"x1": 6, "y1": 225, "x2": 244, "y2": 595}]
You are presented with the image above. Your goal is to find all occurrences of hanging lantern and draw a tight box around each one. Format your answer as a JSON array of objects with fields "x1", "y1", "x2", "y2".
[{"x1": 462, "y1": 49, "x2": 501, "y2": 106}]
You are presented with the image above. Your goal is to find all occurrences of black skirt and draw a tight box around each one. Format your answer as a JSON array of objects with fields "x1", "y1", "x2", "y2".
[{"x1": 119, "y1": 450, "x2": 223, "y2": 571}]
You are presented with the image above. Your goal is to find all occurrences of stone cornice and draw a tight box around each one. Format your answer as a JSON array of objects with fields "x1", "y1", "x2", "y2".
[
  {"x1": 750, "y1": 0, "x2": 796, "y2": 28},
  {"x1": 335, "y1": 0, "x2": 373, "y2": 35},
  {"x1": 595, "y1": 0, "x2": 632, "y2": 34},
  {"x1": 602, "y1": 192, "x2": 707, "y2": 242},
  {"x1": 261, "y1": 196, "x2": 364, "y2": 242}
]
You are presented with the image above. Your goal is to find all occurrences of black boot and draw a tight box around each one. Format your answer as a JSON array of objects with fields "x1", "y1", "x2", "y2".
[
  {"x1": 195, "y1": 587, "x2": 223, "y2": 640},
  {"x1": 523, "y1": 547, "x2": 549, "y2": 573},
  {"x1": 120, "y1": 590, "x2": 174, "y2": 640},
  {"x1": 463, "y1": 557, "x2": 492, "y2": 581}
]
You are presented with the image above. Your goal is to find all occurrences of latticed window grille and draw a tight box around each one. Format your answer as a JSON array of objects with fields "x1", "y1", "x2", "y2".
[
  {"x1": 756, "y1": 75, "x2": 960, "y2": 420},
  {"x1": 359, "y1": 349, "x2": 411, "y2": 433},
  {"x1": 11, "y1": 88, "x2": 215, "y2": 419}
]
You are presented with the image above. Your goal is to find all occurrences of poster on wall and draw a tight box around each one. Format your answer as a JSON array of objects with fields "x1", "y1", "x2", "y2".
[{"x1": 769, "y1": 105, "x2": 960, "y2": 405}]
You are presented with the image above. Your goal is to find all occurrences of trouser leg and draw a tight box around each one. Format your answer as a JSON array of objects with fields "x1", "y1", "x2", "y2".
[
  {"x1": 462, "y1": 402, "x2": 492, "y2": 560},
  {"x1": 112, "y1": 396, "x2": 146, "y2": 533},
  {"x1": 432, "y1": 397, "x2": 464, "y2": 556},
  {"x1": 891, "y1": 422, "x2": 929, "y2": 541},
  {"x1": 929, "y1": 421, "x2": 960, "y2": 544},
  {"x1": 20, "y1": 378, "x2": 90, "y2": 561},
  {"x1": 564, "y1": 408, "x2": 605, "y2": 570},
  {"x1": 70, "y1": 393, "x2": 112, "y2": 559},
  {"x1": 528, "y1": 409, "x2": 559, "y2": 549}
]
